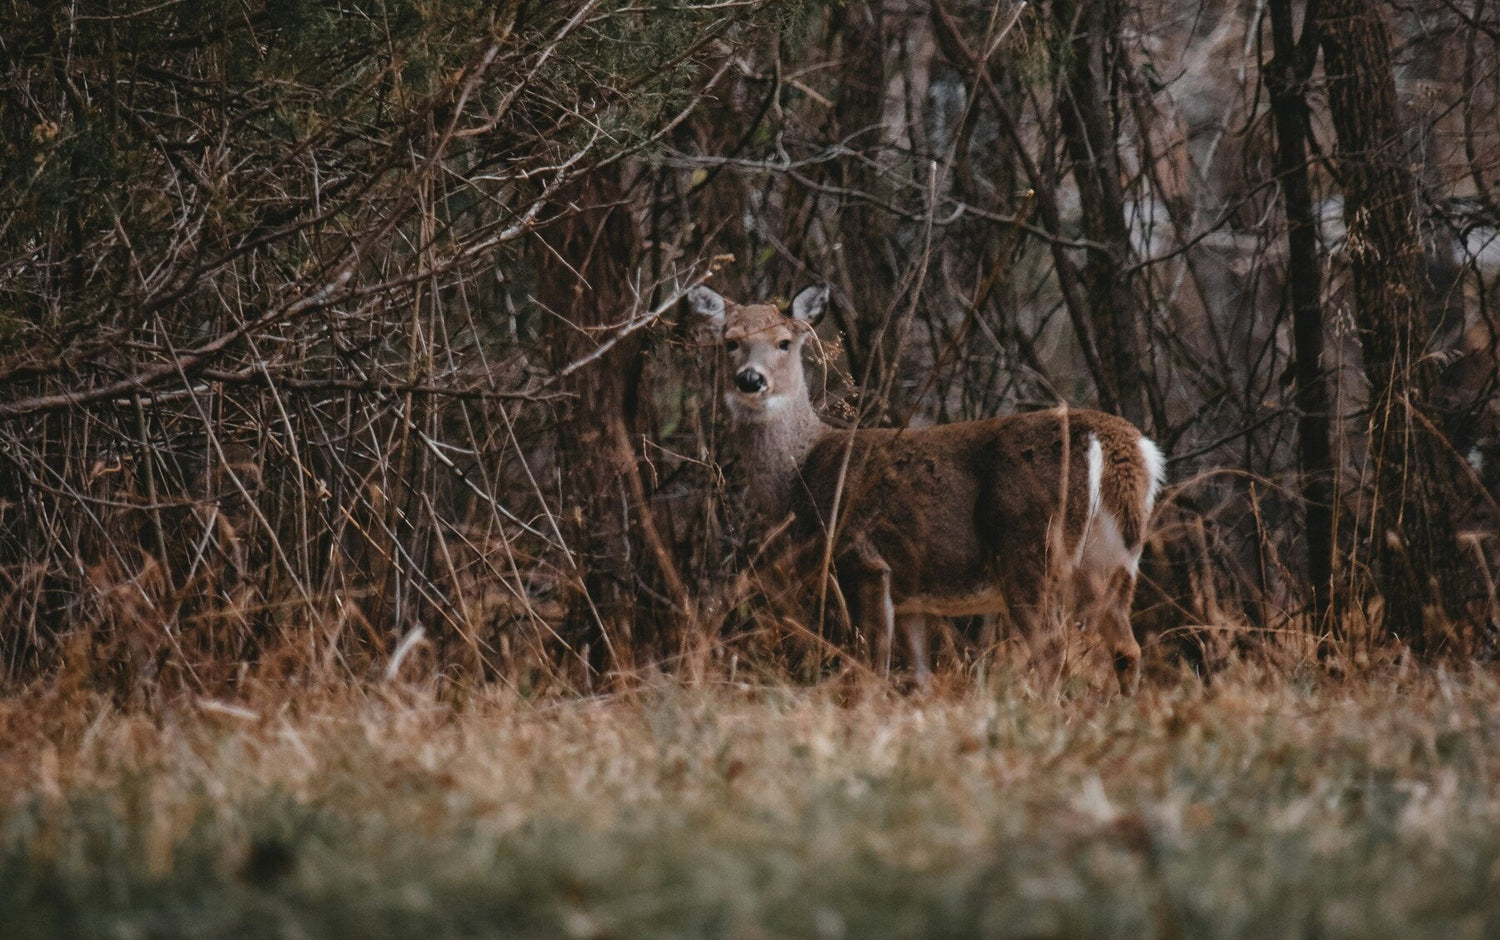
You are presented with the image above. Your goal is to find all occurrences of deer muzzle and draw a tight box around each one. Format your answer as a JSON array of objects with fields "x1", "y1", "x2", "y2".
[{"x1": 734, "y1": 368, "x2": 767, "y2": 394}]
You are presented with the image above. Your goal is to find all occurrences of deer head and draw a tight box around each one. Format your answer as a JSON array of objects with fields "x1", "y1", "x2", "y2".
[{"x1": 688, "y1": 285, "x2": 828, "y2": 423}]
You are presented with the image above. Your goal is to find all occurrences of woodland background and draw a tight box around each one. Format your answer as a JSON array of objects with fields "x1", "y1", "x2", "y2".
[{"x1": 4, "y1": 0, "x2": 1500, "y2": 695}]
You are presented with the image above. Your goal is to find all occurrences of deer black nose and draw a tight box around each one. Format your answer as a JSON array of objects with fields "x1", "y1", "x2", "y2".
[{"x1": 735, "y1": 369, "x2": 767, "y2": 394}]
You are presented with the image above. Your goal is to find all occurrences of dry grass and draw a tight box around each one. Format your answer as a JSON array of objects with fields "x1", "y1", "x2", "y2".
[{"x1": 3, "y1": 658, "x2": 1499, "y2": 938}]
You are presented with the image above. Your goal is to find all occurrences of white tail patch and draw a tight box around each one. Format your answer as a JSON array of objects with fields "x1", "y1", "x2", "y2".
[
  {"x1": 1071, "y1": 433, "x2": 1105, "y2": 569},
  {"x1": 1086, "y1": 433, "x2": 1104, "y2": 520},
  {"x1": 1078, "y1": 433, "x2": 1154, "y2": 580},
  {"x1": 1081, "y1": 505, "x2": 1137, "y2": 578},
  {"x1": 1139, "y1": 437, "x2": 1167, "y2": 516}
]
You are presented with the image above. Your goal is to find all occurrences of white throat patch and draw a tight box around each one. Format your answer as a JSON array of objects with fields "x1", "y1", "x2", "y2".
[{"x1": 725, "y1": 390, "x2": 791, "y2": 422}]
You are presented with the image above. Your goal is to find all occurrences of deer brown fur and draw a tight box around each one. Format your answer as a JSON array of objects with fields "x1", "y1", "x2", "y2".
[{"x1": 690, "y1": 284, "x2": 1165, "y2": 691}]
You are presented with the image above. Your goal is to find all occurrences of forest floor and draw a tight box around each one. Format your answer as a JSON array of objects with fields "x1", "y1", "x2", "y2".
[{"x1": 2, "y1": 657, "x2": 1498, "y2": 938}]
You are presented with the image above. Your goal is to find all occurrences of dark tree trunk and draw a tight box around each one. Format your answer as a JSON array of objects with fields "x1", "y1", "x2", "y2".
[
  {"x1": 1267, "y1": 0, "x2": 1337, "y2": 637},
  {"x1": 826, "y1": 2, "x2": 901, "y2": 411},
  {"x1": 1051, "y1": 0, "x2": 1151, "y2": 429},
  {"x1": 1317, "y1": 0, "x2": 1472, "y2": 652}
]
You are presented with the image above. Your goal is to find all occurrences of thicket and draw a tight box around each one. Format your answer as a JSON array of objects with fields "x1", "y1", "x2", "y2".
[{"x1": 2, "y1": 0, "x2": 1498, "y2": 696}]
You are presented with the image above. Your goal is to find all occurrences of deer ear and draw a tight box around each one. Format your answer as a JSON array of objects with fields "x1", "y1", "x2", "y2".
[
  {"x1": 686, "y1": 286, "x2": 727, "y2": 327},
  {"x1": 789, "y1": 285, "x2": 829, "y2": 326}
]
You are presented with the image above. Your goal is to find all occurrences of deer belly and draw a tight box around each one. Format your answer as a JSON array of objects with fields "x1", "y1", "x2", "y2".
[{"x1": 894, "y1": 586, "x2": 1010, "y2": 617}]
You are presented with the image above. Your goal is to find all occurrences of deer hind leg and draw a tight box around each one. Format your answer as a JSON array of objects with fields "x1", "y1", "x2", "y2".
[
  {"x1": 899, "y1": 615, "x2": 931, "y2": 690},
  {"x1": 1074, "y1": 501, "x2": 1146, "y2": 694},
  {"x1": 1100, "y1": 568, "x2": 1143, "y2": 694},
  {"x1": 1074, "y1": 564, "x2": 1143, "y2": 694}
]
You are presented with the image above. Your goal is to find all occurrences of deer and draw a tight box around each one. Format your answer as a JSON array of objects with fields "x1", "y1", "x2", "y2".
[{"x1": 689, "y1": 283, "x2": 1166, "y2": 692}]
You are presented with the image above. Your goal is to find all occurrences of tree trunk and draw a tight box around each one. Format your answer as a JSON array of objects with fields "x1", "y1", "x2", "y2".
[
  {"x1": 1267, "y1": 0, "x2": 1337, "y2": 637},
  {"x1": 1052, "y1": 0, "x2": 1151, "y2": 429},
  {"x1": 827, "y1": 2, "x2": 901, "y2": 409},
  {"x1": 1317, "y1": 0, "x2": 1471, "y2": 652}
]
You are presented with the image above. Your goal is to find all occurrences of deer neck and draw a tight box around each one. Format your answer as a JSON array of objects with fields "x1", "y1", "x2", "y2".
[{"x1": 732, "y1": 389, "x2": 829, "y2": 520}]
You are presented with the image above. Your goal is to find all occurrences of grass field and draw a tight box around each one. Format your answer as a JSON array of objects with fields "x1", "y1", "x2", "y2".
[{"x1": 3, "y1": 660, "x2": 1498, "y2": 938}]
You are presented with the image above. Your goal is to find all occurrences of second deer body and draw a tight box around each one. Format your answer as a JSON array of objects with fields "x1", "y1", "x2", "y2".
[{"x1": 692, "y1": 285, "x2": 1165, "y2": 691}]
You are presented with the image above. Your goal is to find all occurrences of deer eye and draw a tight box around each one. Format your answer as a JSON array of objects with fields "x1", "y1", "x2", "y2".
[
  {"x1": 725, "y1": 340, "x2": 740, "y2": 352},
  {"x1": 778, "y1": 339, "x2": 792, "y2": 351}
]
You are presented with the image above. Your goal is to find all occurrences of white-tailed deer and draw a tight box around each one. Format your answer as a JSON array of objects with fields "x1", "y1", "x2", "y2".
[{"x1": 690, "y1": 284, "x2": 1166, "y2": 692}]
